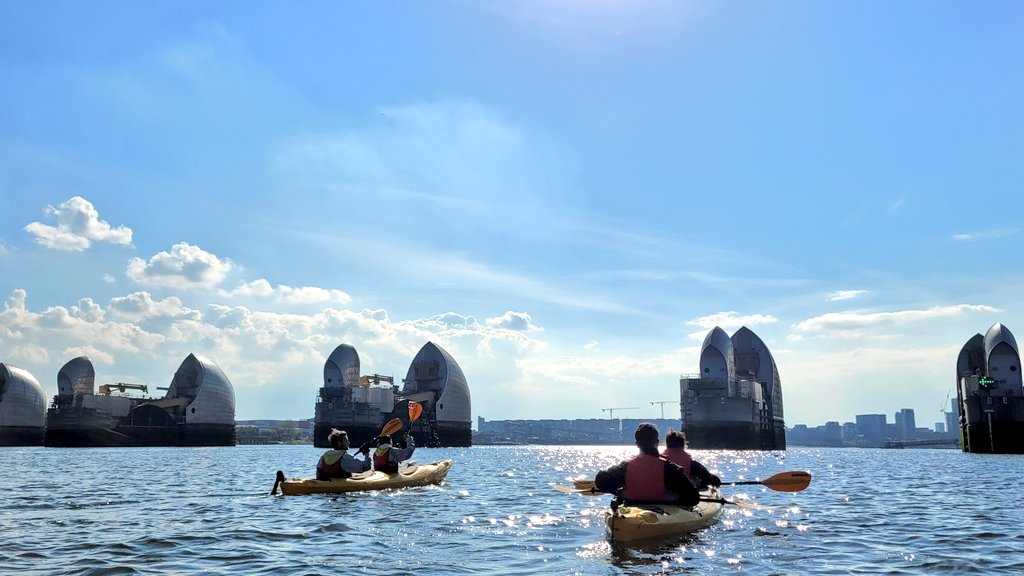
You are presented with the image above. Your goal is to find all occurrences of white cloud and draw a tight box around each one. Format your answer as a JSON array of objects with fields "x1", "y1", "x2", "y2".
[
  {"x1": 792, "y1": 304, "x2": 999, "y2": 334},
  {"x1": 0, "y1": 242, "x2": 7, "y2": 255},
  {"x1": 23, "y1": 196, "x2": 133, "y2": 251},
  {"x1": 218, "y1": 279, "x2": 351, "y2": 305},
  {"x1": 827, "y1": 290, "x2": 868, "y2": 302},
  {"x1": 685, "y1": 311, "x2": 778, "y2": 340},
  {"x1": 126, "y1": 243, "x2": 232, "y2": 290},
  {"x1": 108, "y1": 292, "x2": 201, "y2": 322},
  {"x1": 103, "y1": 274, "x2": 116, "y2": 283},
  {"x1": 583, "y1": 340, "x2": 601, "y2": 352},
  {"x1": 70, "y1": 298, "x2": 105, "y2": 322},
  {"x1": 485, "y1": 311, "x2": 538, "y2": 331}
]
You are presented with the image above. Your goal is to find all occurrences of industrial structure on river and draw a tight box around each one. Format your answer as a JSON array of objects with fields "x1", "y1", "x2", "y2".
[
  {"x1": 44, "y1": 354, "x2": 236, "y2": 447},
  {"x1": 680, "y1": 326, "x2": 786, "y2": 450},
  {"x1": 956, "y1": 322, "x2": 1024, "y2": 454},
  {"x1": 313, "y1": 341, "x2": 471, "y2": 448},
  {"x1": 0, "y1": 363, "x2": 47, "y2": 446}
]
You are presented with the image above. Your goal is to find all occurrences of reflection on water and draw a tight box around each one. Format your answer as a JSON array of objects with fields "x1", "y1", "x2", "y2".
[{"x1": 2, "y1": 445, "x2": 1024, "y2": 574}]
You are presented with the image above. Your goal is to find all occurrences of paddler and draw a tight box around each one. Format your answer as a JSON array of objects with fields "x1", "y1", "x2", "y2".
[
  {"x1": 594, "y1": 422, "x2": 699, "y2": 506},
  {"x1": 316, "y1": 428, "x2": 372, "y2": 480},
  {"x1": 368, "y1": 431, "x2": 416, "y2": 474},
  {"x1": 662, "y1": 429, "x2": 722, "y2": 490}
]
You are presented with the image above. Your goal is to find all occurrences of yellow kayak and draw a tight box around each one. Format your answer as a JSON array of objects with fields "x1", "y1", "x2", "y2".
[
  {"x1": 275, "y1": 460, "x2": 453, "y2": 495},
  {"x1": 605, "y1": 488, "x2": 724, "y2": 543}
]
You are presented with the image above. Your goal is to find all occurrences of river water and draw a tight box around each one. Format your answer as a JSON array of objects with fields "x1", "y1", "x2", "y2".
[{"x1": 2, "y1": 445, "x2": 1023, "y2": 575}]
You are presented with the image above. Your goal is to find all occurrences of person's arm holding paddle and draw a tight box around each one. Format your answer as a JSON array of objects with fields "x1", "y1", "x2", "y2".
[{"x1": 689, "y1": 460, "x2": 721, "y2": 490}]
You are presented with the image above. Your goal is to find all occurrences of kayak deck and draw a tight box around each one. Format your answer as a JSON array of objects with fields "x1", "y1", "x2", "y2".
[
  {"x1": 605, "y1": 488, "x2": 723, "y2": 543},
  {"x1": 279, "y1": 460, "x2": 453, "y2": 495}
]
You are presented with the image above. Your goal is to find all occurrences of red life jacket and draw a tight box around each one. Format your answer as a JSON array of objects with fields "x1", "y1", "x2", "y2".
[
  {"x1": 661, "y1": 447, "x2": 692, "y2": 479},
  {"x1": 317, "y1": 450, "x2": 345, "y2": 478},
  {"x1": 373, "y1": 444, "x2": 392, "y2": 470},
  {"x1": 623, "y1": 453, "x2": 674, "y2": 503}
]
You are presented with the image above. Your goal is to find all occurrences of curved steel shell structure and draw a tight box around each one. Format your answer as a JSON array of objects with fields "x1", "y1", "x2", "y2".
[
  {"x1": 402, "y1": 342, "x2": 472, "y2": 447},
  {"x1": 58, "y1": 356, "x2": 95, "y2": 397},
  {"x1": 0, "y1": 363, "x2": 46, "y2": 445},
  {"x1": 682, "y1": 326, "x2": 785, "y2": 450},
  {"x1": 324, "y1": 344, "x2": 361, "y2": 389},
  {"x1": 167, "y1": 353, "x2": 236, "y2": 426},
  {"x1": 957, "y1": 323, "x2": 1024, "y2": 453}
]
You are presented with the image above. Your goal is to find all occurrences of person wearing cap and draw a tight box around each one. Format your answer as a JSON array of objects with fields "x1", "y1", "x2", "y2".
[
  {"x1": 316, "y1": 428, "x2": 372, "y2": 480},
  {"x1": 369, "y1": 431, "x2": 416, "y2": 474},
  {"x1": 661, "y1": 428, "x2": 721, "y2": 490},
  {"x1": 594, "y1": 422, "x2": 700, "y2": 506}
]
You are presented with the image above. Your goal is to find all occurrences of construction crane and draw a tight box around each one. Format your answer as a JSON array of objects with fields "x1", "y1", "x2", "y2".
[
  {"x1": 602, "y1": 407, "x2": 640, "y2": 419},
  {"x1": 98, "y1": 383, "x2": 149, "y2": 396},
  {"x1": 650, "y1": 400, "x2": 679, "y2": 419},
  {"x1": 359, "y1": 374, "x2": 395, "y2": 387}
]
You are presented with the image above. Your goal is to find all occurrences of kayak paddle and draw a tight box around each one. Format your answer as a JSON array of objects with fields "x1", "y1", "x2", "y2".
[
  {"x1": 554, "y1": 483, "x2": 761, "y2": 509},
  {"x1": 409, "y1": 401, "x2": 423, "y2": 422},
  {"x1": 721, "y1": 471, "x2": 812, "y2": 492},
  {"x1": 571, "y1": 470, "x2": 811, "y2": 494}
]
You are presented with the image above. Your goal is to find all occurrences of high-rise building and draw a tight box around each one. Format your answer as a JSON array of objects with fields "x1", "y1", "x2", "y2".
[{"x1": 855, "y1": 414, "x2": 887, "y2": 445}]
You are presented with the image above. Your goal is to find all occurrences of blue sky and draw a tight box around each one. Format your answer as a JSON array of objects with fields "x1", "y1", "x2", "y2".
[{"x1": 2, "y1": 1, "x2": 1022, "y2": 428}]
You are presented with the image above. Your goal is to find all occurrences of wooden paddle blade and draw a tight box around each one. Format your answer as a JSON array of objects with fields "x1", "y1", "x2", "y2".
[
  {"x1": 573, "y1": 479, "x2": 596, "y2": 491},
  {"x1": 554, "y1": 484, "x2": 602, "y2": 495},
  {"x1": 381, "y1": 417, "x2": 403, "y2": 437},
  {"x1": 408, "y1": 401, "x2": 423, "y2": 422},
  {"x1": 761, "y1": 471, "x2": 812, "y2": 492}
]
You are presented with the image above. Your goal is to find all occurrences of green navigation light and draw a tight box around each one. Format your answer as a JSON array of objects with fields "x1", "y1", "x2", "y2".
[{"x1": 979, "y1": 376, "x2": 997, "y2": 389}]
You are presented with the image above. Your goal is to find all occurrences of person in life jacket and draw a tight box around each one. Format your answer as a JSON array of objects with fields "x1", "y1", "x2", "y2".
[
  {"x1": 316, "y1": 428, "x2": 372, "y2": 480},
  {"x1": 661, "y1": 429, "x2": 721, "y2": 490},
  {"x1": 594, "y1": 422, "x2": 699, "y2": 507},
  {"x1": 369, "y1": 431, "x2": 416, "y2": 474}
]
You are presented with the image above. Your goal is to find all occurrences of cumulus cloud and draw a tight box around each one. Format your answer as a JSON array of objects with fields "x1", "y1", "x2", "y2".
[
  {"x1": 792, "y1": 304, "x2": 999, "y2": 334},
  {"x1": 23, "y1": 196, "x2": 133, "y2": 251},
  {"x1": 126, "y1": 243, "x2": 232, "y2": 289},
  {"x1": 583, "y1": 340, "x2": 601, "y2": 352},
  {"x1": 70, "y1": 298, "x2": 105, "y2": 322},
  {"x1": 108, "y1": 291, "x2": 201, "y2": 322},
  {"x1": 827, "y1": 290, "x2": 868, "y2": 302},
  {"x1": 485, "y1": 311, "x2": 538, "y2": 331},
  {"x1": 218, "y1": 279, "x2": 351, "y2": 305},
  {"x1": 103, "y1": 274, "x2": 116, "y2": 283},
  {"x1": 685, "y1": 311, "x2": 778, "y2": 340}
]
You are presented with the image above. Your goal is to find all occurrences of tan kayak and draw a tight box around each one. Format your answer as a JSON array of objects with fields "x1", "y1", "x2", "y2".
[
  {"x1": 605, "y1": 488, "x2": 724, "y2": 543},
  {"x1": 275, "y1": 460, "x2": 453, "y2": 495}
]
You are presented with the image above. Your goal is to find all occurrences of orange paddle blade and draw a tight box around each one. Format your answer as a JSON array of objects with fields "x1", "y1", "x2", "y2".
[
  {"x1": 761, "y1": 471, "x2": 812, "y2": 492},
  {"x1": 380, "y1": 418, "x2": 403, "y2": 437},
  {"x1": 408, "y1": 401, "x2": 423, "y2": 422}
]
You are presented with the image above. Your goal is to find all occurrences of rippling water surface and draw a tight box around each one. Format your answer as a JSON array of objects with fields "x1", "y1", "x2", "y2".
[{"x1": 3, "y1": 445, "x2": 1024, "y2": 574}]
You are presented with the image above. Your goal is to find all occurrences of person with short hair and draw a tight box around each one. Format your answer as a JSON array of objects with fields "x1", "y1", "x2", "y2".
[
  {"x1": 594, "y1": 422, "x2": 699, "y2": 506},
  {"x1": 316, "y1": 428, "x2": 372, "y2": 480},
  {"x1": 662, "y1": 429, "x2": 721, "y2": 490}
]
